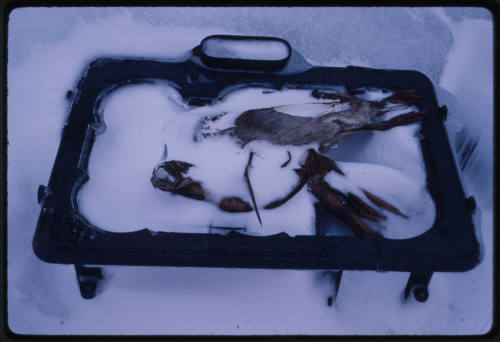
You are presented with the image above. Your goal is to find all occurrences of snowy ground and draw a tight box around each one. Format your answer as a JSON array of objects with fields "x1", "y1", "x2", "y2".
[{"x1": 7, "y1": 7, "x2": 493, "y2": 335}]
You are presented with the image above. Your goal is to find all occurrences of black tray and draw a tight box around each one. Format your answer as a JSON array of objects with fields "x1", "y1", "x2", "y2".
[{"x1": 33, "y1": 36, "x2": 480, "y2": 299}]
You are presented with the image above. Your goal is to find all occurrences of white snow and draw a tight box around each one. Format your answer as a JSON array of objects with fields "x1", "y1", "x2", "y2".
[
  {"x1": 202, "y1": 37, "x2": 289, "y2": 60},
  {"x1": 7, "y1": 7, "x2": 493, "y2": 336},
  {"x1": 78, "y1": 85, "x2": 432, "y2": 238},
  {"x1": 327, "y1": 114, "x2": 427, "y2": 182},
  {"x1": 355, "y1": 87, "x2": 394, "y2": 102},
  {"x1": 78, "y1": 87, "x2": 320, "y2": 235},
  {"x1": 439, "y1": 18, "x2": 493, "y2": 209}
]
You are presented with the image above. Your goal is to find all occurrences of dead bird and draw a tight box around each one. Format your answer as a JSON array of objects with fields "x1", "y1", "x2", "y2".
[
  {"x1": 151, "y1": 89, "x2": 425, "y2": 237},
  {"x1": 197, "y1": 89, "x2": 425, "y2": 153}
]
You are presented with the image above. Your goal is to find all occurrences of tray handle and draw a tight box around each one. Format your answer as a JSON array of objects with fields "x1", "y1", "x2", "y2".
[{"x1": 195, "y1": 34, "x2": 292, "y2": 71}]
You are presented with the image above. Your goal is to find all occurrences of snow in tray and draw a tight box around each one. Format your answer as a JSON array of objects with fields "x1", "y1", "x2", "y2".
[
  {"x1": 7, "y1": 7, "x2": 492, "y2": 336},
  {"x1": 202, "y1": 37, "x2": 289, "y2": 60},
  {"x1": 78, "y1": 85, "x2": 434, "y2": 238}
]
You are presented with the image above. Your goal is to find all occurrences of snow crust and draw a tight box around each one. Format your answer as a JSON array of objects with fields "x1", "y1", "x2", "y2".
[
  {"x1": 7, "y1": 7, "x2": 492, "y2": 336},
  {"x1": 202, "y1": 37, "x2": 289, "y2": 60}
]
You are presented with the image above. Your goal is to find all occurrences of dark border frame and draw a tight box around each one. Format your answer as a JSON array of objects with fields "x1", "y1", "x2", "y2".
[
  {"x1": 3, "y1": 2, "x2": 497, "y2": 339},
  {"x1": 32, "y1": 47, "x2": 479, "y2": 272},
  {"x1": 198, "y1": 35, "x2": 292, "y2": 71}
]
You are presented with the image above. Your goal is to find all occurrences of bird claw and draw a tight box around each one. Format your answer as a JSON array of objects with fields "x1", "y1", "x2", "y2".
[
  {"x1": 362, "y1": 189, "x2": 409, "y2": 219},
  {"x1": 303, "y1": 153, "x2": 408, "y2": 238}
]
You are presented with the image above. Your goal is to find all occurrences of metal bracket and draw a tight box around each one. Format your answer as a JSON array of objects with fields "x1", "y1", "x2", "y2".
[
  {"x1": 466, "y1": 196, "x2": 476, "y2": 212},
  {"x1": 323, "y1": 270, "x2": 343, "y2": 306},
  {"x1": 404, "y1": 271, "x2": 433, "y2": 302},
  {"x1": 75, "y1": 264, "x2": 103, "y2": 299},
  {"x1": 37, "y1": 185, "x2": 50, "y2": 204},
  {"x1": 188, "y1": 97, "x2": 213, "y2": 106},
  {"x1": 439, "y1": 105, "x2": 448, "y2": 121}
]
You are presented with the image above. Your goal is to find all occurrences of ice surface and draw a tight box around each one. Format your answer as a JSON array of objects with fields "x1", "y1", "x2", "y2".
[
  {"x1": 202, "y1": 37, "x2": 289, "y2": 60},
  {"x1": 7, "y1": 7, "x2": 493, "y2": 336}
]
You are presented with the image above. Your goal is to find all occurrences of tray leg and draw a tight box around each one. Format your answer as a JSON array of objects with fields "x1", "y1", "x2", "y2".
[
  {"x1": 75, "y1": 264, "x2": 103, "y2": 299},
  {"x1": 324, "y1": 270, "x2": 343, "y2": 306},
  {"x1": 404, "y1": 271, "x2": 433, "y2": 302}
]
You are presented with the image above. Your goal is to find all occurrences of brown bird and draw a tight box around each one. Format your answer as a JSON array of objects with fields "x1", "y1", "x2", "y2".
[{"x1": 151, "y1": 89, "x2": 425, "y2": 237}]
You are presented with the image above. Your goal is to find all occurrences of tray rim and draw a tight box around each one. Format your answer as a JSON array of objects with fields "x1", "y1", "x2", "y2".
[{"x1": 32, "y1": 54, "x2": 480, "y2": 272}]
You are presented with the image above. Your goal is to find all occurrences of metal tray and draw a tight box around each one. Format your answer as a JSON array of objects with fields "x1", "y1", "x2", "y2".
[{"x1": 33, "y1": 35, "x2": 480, "y2": 300}]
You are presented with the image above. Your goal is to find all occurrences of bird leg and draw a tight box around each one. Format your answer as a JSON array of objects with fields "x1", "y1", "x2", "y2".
[
  {"x1": 308, "y1": 176, "x2": 382, "y2": 238},
  {"x1": 344, "y1": 111, "x2": 426, "y2": 132},
  {"x1": 346, "y1": 192, "x2": 387, "y2": 223},
  {"x1": 264, "y1": 149, "x2": 343, "y2": 209},
  {"x1": 362, "y1": 189, "x2": 408, "y2": 218}
]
